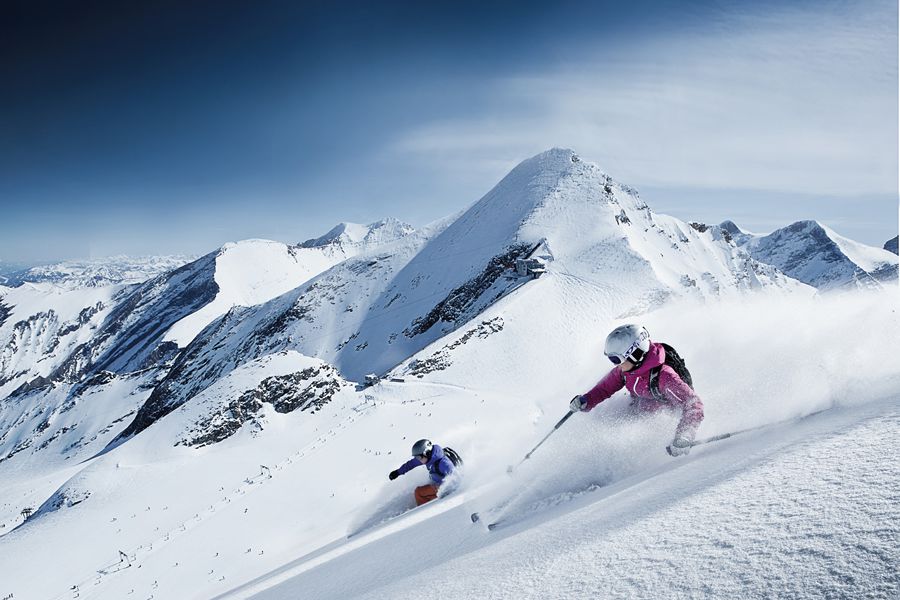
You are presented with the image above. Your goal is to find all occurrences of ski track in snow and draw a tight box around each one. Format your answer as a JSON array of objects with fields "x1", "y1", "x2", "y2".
[
  {"x1": 243, "y1": 398, "x2": 900, "y2": 600},
  {"x1": 6, "y1": 401, "x2": 376, "y2": 600}
]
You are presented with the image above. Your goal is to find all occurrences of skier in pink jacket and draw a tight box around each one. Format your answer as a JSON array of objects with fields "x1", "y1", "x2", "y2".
[{"x1": 570, "y1": 324, "x2": 704, "y2": 456}]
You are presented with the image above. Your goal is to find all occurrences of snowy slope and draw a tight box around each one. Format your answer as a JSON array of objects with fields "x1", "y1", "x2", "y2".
[
  {"x1": 244, "y1": 398, "x2": 900, "y2": 600},
  {"x1": 161, "y1": 224, "x2": 417, "y2": 348},
  {"x1": 1, "y1": 149, "x2": 896, "y2": 600},
  {"x1": 0, "y1": 230, "x2": 415, "y2": 539},
  {"x1": 0, "y1": 231, "x2": 411, "y2": 464},
  {"x1": 0, "y1": 287, "x2": 895, "y2": 600},
  {"x1": 735, "y1": 220, "x2": 898, "y2": 290},
  {"x1": 116, "y1": 149, "x2": 807, "y2": 447},
  {"x1": 2, "y1": 227, "x2": 414, "y2": 391},
  {"x1": 160, "y1": 238, "x2": 401, "y2": 347},
  {"x1": 224, "y1": 288, "x2": 900, "y2": 600},
  {"x1": 109, "y1": 225, "x2": 434, "y2": 444},
  {"x1": 0, "y1": 282, "x2": 122, "y2": 398}
]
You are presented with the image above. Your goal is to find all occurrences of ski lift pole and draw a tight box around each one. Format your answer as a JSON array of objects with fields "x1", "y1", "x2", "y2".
[{"x1": 508, "y1": 410, "x2": 575, "y2": 474}]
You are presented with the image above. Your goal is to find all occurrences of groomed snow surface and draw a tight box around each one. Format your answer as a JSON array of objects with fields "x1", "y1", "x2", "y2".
[
  {"x1": 246, "y1": 399, "x2": 899, "y2": 600},
  {"x1": 1, "y1": 288, "x2": 897, "y2": 600},
  {"x1": 229, "y1": 290, "x2": 900, "y2": 600}
]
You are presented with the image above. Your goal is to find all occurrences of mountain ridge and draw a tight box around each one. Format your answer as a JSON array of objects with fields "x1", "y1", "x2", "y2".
[
  {"x1": 728, "y1": 219, "x2": 898, "y2": 290},
  {"x1": 0, "y1": 149, "x2": 898, "y2": 600},
  {"x1": 105, "y1": 148, "x2": 808, "y2": 445}
]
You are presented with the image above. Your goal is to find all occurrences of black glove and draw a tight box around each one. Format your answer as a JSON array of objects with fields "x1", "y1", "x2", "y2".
[
  {"x1": 388, "y1": 470, "x2": 399, "y2": 481},
  {"x1": 570, "y1": 395, "x2": 587, "y2": 412}
]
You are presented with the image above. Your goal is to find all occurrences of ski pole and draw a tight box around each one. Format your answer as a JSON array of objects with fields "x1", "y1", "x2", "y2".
[
  {"x1": 687, "y1": 408, "x2": 829, "y2": 448},
  {"x1": 687, "y1": 430, "x2": 745, "y2": 447},
  {"x1": 507, "y1": 410, "x2": 574, "y2": 473}
]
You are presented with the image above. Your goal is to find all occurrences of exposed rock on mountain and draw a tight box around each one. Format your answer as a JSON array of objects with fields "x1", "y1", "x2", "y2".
[
  {"x1": 885, "y1": 235, "x2": 898, "y2": 255},
  {"x1": 178, "y1": 363, "x2": 349, "y2": 448},
  {"x1": 52, "y1": 253, "x2": 220, "y2": 382},
  {"x1": 0, "y1": 299, "x2": 11, "y2": 329},
  {"x1": 407, "y1": 317, "x2": 504, "y2": 377},
  {"x1": 718, "y1": 220, "x2": 754, "y2": 246},
  {"x1": 403, "y1": 244, "x2": 533, "y2": 338}
]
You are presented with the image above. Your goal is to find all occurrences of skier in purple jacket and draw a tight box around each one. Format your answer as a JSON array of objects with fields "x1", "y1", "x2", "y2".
[
  {"x1": 570, "y1": 324, "x2": 704, "y2": 456},
  {"x1": 388, "y1": 439, "x2": 455, "y2": 505}
]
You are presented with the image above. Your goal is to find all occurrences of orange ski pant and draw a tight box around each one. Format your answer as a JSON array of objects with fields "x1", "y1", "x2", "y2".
[{"x1": 414, "y1": 484, "x2": 439, "y2": 506}]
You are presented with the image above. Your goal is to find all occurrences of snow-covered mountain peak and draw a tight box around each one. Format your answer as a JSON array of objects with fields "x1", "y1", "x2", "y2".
[
  {"x1": 717, "y1": 220, "x2": 755, "y2": 246},
  {"x1": 300, "y1": 223, "x2": 369, "y2": 247},
  {"x1": 740, "y1": 219, "x2": 898, "y2": 290},
  {"x1": 414, "y1": 148, "x2": 599, "y2": 262},
  {"x1": 812, "y1": 222, "x2": 894, "y2": 272},
  {"x1": 476, "y1": 149, "x2": 797, "y2": 302},
  {"x1": 164, "y1": 236, "x2": 388, "y2": 347},
  {"x1": 300, "y1": 218, "x2": 415, "y2": 250},
  {"x1": 518, "y1": 146, "x2": 582, "y2": 173},
  {"x1": 360, "y1": 218, "x2": 417, "y2": 246},
  {"x1": 719, "y1": 220, "x2": 741, "y2": 233}
]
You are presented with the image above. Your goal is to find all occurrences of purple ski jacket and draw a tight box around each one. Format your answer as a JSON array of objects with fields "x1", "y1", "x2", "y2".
[
  {"x1": 582, "y1": 342, "x2": 704, "y2": 438},
  {"x1": 397, "y1": 444, "x2": 455, "y2": 485}
]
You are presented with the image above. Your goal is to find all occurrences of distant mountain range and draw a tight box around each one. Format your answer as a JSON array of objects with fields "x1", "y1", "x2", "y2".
[
  {"x1": 719, "y1": 220, "x2": 898, "y2": 290},
  {"x1": 0, "y1": 255, "x2": 196, "y2": 288}
]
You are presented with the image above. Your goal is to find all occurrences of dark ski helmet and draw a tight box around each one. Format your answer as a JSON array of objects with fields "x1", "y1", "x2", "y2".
[
  {"x1": 411, "y1": 439, "x2": 433, "y2": 458},
  {"x1": 605, "y1": 324, "x2": 651, "y2": 366}
]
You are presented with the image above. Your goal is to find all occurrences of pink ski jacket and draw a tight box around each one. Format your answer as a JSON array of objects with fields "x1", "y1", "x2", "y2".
[{"x1": 582, "y1": 342, "x2": 704, "y2": 438}]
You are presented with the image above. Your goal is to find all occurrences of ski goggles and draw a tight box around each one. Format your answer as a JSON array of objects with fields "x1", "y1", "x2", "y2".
[
  {"x1": 606, "y1": 346, "x2": 645, "y2": 366},
  {"x1": 607, "y1": 354, "x2": 626, "y2": 365}
]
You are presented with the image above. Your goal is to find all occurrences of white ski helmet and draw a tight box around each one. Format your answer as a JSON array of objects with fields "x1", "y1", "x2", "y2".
[
  {"x1": 604, "y1": 324, "x2": 651, "y2": 366},
  {"x1": 411, "y1": 439, "x2": 433, "y2": 458}
]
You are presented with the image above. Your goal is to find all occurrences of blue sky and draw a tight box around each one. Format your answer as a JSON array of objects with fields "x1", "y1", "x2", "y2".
[{"x1": 1, "y1": 0, "x2": 896, "y2": 263}]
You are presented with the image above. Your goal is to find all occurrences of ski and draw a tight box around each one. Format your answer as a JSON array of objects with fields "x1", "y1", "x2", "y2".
[{"x1": 471, "y1": 511, "x2": 500, "y2": 531}]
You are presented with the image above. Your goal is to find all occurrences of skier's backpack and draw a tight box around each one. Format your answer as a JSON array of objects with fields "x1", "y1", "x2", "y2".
[
  {"x1": 443, "y1": 447, "x2": 463, "y2": 468},
  {"x1": 648, "y1": 342, "x2": 693, "y2": 402}
]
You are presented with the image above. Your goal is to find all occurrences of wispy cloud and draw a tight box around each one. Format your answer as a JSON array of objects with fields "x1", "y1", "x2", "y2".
[{"x1": 391, "y1": 0, "x2": 898, "y2": 196}]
